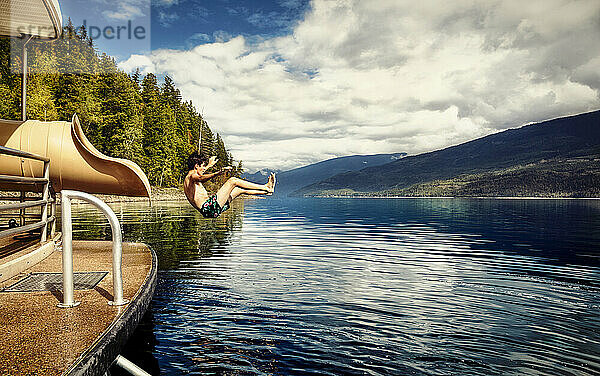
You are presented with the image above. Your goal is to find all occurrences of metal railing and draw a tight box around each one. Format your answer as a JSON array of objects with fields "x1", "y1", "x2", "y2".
[
  {"x1": 113, "y1": 356, "x2": 151, "y2": 376},
  {"x1": 59, "y1": 190, "x2": 129, "y2": 308},
  {"x1": 0, "y1": 145, "x2": 55, "y2": 242}
]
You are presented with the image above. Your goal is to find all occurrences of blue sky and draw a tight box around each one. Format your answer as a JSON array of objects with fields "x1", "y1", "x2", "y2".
[
  {"x1": 151, "y1": 0, "x2": 311, "y2": 50},
  {"x1": 58, "y1": 1, "x2": 600, "y2": 172},
  {"x1": 60, "y1": 0, "x2": 310, "y2": 60}
]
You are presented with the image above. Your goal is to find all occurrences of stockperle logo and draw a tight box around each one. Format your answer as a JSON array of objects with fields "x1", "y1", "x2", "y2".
[
  {"x1": 13, "y1": 20, "x2": 147, "y2": 41},
  {"x1": 10, "y1": 0, "x2": 151, "y2": 75},
  {"x1": 82, "y1": 20, "x2": 147, "y2": 41}
]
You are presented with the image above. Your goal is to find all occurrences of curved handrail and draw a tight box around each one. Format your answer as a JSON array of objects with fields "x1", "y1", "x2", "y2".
[{"x1": 59, "y1": 190, "x2": 129, "y2": 308}]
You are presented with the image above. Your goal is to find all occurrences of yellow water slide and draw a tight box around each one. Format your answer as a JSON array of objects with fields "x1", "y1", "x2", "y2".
[{"x1": 0, "y1": 115, "x2": 150, "y2": 197}]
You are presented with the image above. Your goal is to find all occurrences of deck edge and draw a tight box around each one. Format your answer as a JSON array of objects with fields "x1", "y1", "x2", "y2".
[{"x1": 63, "y1": 242, "x2": 158, "y2": 376}]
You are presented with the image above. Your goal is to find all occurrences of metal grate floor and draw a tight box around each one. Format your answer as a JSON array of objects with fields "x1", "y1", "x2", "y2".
[{"x1": 2, "y1": 272, "x2": 108, "y2": 292}]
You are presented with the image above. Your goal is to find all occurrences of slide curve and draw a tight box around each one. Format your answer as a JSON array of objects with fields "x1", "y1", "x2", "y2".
[{"x1": 0, "y1": 115, "x2": 151, "y2": 197}]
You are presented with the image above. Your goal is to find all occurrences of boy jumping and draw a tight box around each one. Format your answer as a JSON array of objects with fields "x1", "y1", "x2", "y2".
[{"x1": 184, "y1": 152, "x2": 275, "y2": 218}]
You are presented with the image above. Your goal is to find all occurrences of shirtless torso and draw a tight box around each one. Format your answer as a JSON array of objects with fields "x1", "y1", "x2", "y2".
[
  {"x1": 183, "y1": 154, "x2": 274, "y2": 218},
  {"x1": 183, "y1": 170, "x2": 209, "y2": 211}
]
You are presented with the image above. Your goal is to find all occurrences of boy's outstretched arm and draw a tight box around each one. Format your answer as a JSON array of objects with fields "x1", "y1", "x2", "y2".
[
  {"x1": 197, "y1": 170, "x2": 223, "y2": 182},
  {"x1": 188, "y1": 169, "x2": 203, "y2": 183},
  {"x1": 187, "y1": 161, "x2": 218, "y2": 183},
  {"x1": 196, "y1": 165, "x2": 233, "y2": 183}
]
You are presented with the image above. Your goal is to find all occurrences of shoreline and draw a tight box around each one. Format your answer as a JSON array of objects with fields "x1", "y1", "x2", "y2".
[
  {"x1": 306, "y1": 195, "x2": 600, "y2": 200},
  {"x1": 52, "y1": 187, "x2": 600, "y2": 203}
]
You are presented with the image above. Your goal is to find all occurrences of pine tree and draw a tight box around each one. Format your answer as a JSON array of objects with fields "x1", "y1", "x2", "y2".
[
  {"x1": 0, "y1": 32, "x2": 241, "y2": 189},
  {"x1": 131, "y1": 68, "x2": 141, "y2": 91},
  {"x1": 0, "y1": 37, "x2": 22, "y2": 119}
]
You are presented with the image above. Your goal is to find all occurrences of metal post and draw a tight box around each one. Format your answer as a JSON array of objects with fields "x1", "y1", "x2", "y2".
[
  {"x1": 114, "y1": 355, "x2": 151, "y2": 376},
  {"x1": 58, "y1": 190, "x2": 129, "y2": 308},
  {"x1": 21, "y1": 43, "x2": 27, "y2": 121},
  {"x1": 21, "y1": 35, "x2": 33, "y2": 121},
  {"x1": 40, "y1": 161, "x2": 50, "y2": 242},
  {"x1": 50, "y1": 189, "x2": 56, "y2": 237},
  {"x1": 58, "y1": 193, "x2": 79, "y2": 308},
  {"x1": 19, "y1": 191, "x2": 25, "y2": 226}
]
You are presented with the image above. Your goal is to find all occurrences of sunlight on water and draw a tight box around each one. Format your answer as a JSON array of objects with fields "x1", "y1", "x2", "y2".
[{"x1": 70, "y1": 198, "x2": 600, "y2": 376}]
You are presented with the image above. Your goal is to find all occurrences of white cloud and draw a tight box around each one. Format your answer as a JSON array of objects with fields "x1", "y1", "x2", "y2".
[
  {"x1": 212, "y1": 30, "x2": 234, "y2": 43},
  {"x1": 185, "y1": 33, "x2": 211, "y2": 48},
  {"x1": 118, "y1": 54, "x2": 155, "y2": 75},
  {"x1": 102, "y1": 0, "x2": 148, "y2": 21},
  {"x1": 279, "y1": 0, "x2": 305, "y2": 9},
  {"x1": 157, "y1": 10, "x2": 179, "y2": 27},
  {"x1": 154, "y1": 0, "x2": 178, "y2": 6},
  {"x1": 120, "y1": 0, "x2": 600, "y2": 172}
]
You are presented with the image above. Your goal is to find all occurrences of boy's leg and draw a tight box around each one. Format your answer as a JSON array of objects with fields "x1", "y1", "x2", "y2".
[
  {"x1": 216, "y1": 177, "x2": 273, "y2": 207},
  {"x1": 229, "y1": 187, "x2": 268, "y2": 201}
]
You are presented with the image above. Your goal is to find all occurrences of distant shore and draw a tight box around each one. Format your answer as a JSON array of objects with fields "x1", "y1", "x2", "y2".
[
  {"x1": 56, "y1": 188, "x2": 600, "y2": 204},
  {"x1": 308, "y1": 195, "x2": 600, "y2": 200}
]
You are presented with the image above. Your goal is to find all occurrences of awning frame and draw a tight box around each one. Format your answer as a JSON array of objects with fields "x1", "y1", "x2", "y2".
[
  {"x1": 0, "y1": 0, "x2": 63, "y2": 40},
  {"x1": 0, "y1": 0, "x2": 64, "y2": 120}
]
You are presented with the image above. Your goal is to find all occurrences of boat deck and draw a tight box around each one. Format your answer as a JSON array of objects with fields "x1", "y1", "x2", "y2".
[{"x1": 0, "y1": 240, "x2": 156, "y2": 375}]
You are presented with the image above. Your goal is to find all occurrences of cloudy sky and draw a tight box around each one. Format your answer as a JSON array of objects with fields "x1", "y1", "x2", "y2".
[{"x1": 91, "y1": 0, "x2": 600, "y2": 172}]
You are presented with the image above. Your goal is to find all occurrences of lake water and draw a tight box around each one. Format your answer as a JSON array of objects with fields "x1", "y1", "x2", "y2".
[{"x1": 71, "y1": 198, "x2": 600, "y2": 376}]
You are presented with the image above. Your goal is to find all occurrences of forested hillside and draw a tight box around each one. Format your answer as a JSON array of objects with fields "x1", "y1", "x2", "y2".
[
  {"x1": 0, "y1": 21, "x2": 240, "y2": 189},
  {"x1": 295, "y1": 111, "x2": 600, "y2": 197},
  {"x1": 243, "y1": 153, "x2": 406, "y2": 196}
]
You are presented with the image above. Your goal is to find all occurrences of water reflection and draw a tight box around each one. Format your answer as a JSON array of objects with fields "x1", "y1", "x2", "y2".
[
  {"x1": 70, "y1": 200, "x2": 244, "y2": 375},
  {"x1": 70, "y1": 200, "x2": 244, "y2": 270},
  {"x1": 70, "y1": 198, "x2": 600, "y2": 376}
]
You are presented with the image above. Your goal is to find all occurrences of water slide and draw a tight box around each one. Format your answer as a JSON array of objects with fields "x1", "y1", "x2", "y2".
[{"x1": 0, "y1": 115, "x2": 151, "y2": 197}]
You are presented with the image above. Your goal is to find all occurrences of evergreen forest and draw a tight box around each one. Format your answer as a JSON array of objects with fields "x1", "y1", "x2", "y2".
[{"x1": 0, "y1": 21, "x2": 241, "y2": 190}]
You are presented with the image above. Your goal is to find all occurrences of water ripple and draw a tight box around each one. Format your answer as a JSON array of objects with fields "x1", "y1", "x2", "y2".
[{"x1": 71, "y1": 198, "x2": 600, "y2": 376}]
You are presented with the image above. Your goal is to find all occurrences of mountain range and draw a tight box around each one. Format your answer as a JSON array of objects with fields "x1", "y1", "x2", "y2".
[
  {"x1": 242, "y1": 153, "x2": 407, "y2": 196},
  {"x1": 292, "y1": 110, "x2": 600, "y2": 197}
]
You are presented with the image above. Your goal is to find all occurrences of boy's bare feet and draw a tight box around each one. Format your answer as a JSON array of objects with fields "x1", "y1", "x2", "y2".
[{"x1": 265, "y1": 173, "x2": 275, "y2": 194}]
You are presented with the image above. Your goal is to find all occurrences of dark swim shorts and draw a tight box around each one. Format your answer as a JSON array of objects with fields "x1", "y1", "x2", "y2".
[{"x1": 199, "y1": 194, "x2": 230, "y2": 218}]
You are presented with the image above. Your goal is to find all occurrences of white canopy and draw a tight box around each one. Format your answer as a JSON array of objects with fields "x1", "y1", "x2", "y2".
[{"x1": 0, "y1": 0, "x2": 63, "y2": 39}]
